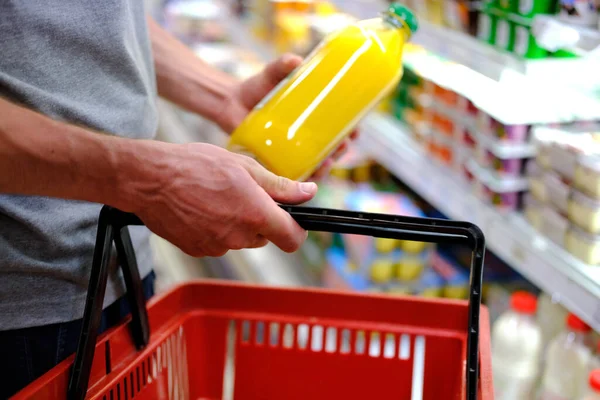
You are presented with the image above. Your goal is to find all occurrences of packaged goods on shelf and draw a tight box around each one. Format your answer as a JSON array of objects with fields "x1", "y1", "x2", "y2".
[
  {"x1": 524, "y1": 193, "x2": 544, "y2": 229},
  {"x1": 527, "y1": 160, "x2": 547, "y2": 201},
  {"x1": 163, "y1": 0, "x2": 228, "y2": 44},
  {"x1": 392, "y1": 63, "x2": 537, "y2": 211},
  {"x1": 430, "y1": 250, "x2": 470, "y2": 300},
  {"x1": 466, "y1": 159, "x2": 528, "y2": 211},
  {"x1": 575, "y1": 156, "x2": 600, "y2": 198},
  {"x1": 566, "y1": 227, "x2": 600, "y2": 265},
  {"x1": 342, "y1": 188, "x2": 433, "y2": 274},
  {"x1": 558, "y1": 0, "x2": 599, "y2": 27},
  {"x1": 540, "y1": 205, "x2": 569, "y2": 246},
  {"x1": 523, "y1": 128, "x2": 600, "y2": 264}
]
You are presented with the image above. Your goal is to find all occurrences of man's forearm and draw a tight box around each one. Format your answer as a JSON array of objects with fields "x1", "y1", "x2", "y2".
[
  {"x1": 148, "y1": 17, "x2": 238, "y2": 126},
  {"x1": 0, "y1": 98, "x2": 167, "y2": 212}
]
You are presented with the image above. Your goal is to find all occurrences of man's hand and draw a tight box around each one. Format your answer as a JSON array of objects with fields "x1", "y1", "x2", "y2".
[
  {"x1": 218, "y1": 54, "x2": 358, "y2": 179},
  {"x1": 0, "y1": 98, "x2": 316, "y2": 257},
  {"x1": 149, "y1": 18, "x2": 358, "y2": 179},
  {"x1": 132, "y1": 143, "x2": 317, "y2": 257},
  {"x1": 217, "y1": 53, "x2": 304, "y2": 134}
]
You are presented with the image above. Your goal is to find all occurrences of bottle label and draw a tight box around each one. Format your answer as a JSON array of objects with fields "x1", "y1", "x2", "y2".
[{"x1": 514, "y1": 26, "x2": 529, "y2": 56}]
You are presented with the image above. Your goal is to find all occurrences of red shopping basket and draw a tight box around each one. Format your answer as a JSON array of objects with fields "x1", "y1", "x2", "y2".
[{"x1": 15, "y1": 205, "x2": 493, "y2": 400}]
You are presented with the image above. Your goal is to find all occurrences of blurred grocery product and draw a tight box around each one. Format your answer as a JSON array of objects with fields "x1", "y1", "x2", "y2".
[
  {"x1": 492, "y1": 291, "x2": 542, "y2": 400},
  {"x1": 522, "y1": 129, "x2": 600, "y2": 263},
  {"x1": 540, "y1": 313, "x2": 594, "y2": 400},
  {"x1": 537, "y1": 293, "x2": 570, "y2": 354},
  {"x1": 431, "y1": 250, "x2": 470, "y2": 299},
  {"x1": 566, "y1": 227, "x2": 600, "y2": 265},
  {"x1": 575, "y1": 156, "x2": 600, "y2": 198},
  {"x1": 342, "y1": 187, "x2": 431, "y2": 274},
  {"x1": 164, "y1": 0, "x2": 228, "y2": 44},
  {"x1": 581, "y1": 370, "x2": 600, "y2": 400},
  {"x1": 558, "y1": 0, "x2": 599, "y2": 27},
  {"x1": 228, "y1": 3, "x2": 417, "y2": 180}
]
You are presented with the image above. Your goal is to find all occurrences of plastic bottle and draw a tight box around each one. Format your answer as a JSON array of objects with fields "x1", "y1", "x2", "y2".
[
  {"x1": 580, "y1": 369, "x2": 600, "y2": 400},
  {"x1": 537, "y1": 293, "x2": 570, "y2": 354},
  {"x1": 228, "y1": 4, "x2": 418, "y2": 180},
  {"x1": 492, "y1": 291, "x2": 542, "y2": 400},
  {"x1": 581, "y1": 342, "x2": 600, "y2": 396},
  {"x1": 540, "y1": 313, "x2": 594, "y2": 400}
]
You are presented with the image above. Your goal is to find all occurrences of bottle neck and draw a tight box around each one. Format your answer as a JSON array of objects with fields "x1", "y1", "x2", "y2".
[{"x1": 382, "y1": 12, "x2": 411, "y2": 37}]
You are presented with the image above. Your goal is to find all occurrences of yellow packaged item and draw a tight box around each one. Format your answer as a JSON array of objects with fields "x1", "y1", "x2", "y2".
[
  {"x1": 370, "y1": 259, "x2": 394, "y2": 284},
  {"x1": 396, "y1": 257, "x2": 425, "y2": 281},
  {"x1": 374, "y1": 238, "x2": 398, "y2": 254},
  {"x1": 229, "y1": 4, "x2": 418, "y2": 180},
  {"x1": 399, "y1": 240, "x2": 427, "y2": 254}
]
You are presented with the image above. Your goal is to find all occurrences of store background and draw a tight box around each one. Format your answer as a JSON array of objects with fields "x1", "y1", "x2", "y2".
[{"x1": 142, "y1": 0, "x2": 600, "y2": 399}]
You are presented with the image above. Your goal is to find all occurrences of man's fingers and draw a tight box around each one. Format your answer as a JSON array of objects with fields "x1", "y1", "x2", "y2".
[
  {"x1": 240, "y1": 53, "x2": 302, "y2": 108},
  {"x1": 240, "y1": 156, "x2": 317, "y2": 204},
  {"x1": 332, "y1": 141, "x2": 349, "y2": 160},
  {"x1": 249, "y1": 235, "x2": 269, "y2": 249},
  {"x1": 260, "y1": 204, "x2": 308, "y2": 253}
]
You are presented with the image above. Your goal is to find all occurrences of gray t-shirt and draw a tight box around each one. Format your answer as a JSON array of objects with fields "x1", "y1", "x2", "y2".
[{"x1": 0, "y1": 1, "x2": 158, "y2": 330}]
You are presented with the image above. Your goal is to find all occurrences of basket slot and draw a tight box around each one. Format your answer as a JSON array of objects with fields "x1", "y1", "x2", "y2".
[
  {"x1": 283, "y1": 323, "x2": 295, "y2": 349},
  {"x1": 367, "y1": 331, "x2": 380, "y2": 357},
  {"x1": 268, "y1": 322, "x2": 280, "y2": 347},
  {"x1": 325, "y1": 327, "x2": 337, "y2": 353},
  {"x1": 299, "y1": 323, "x2": 310, "y2": 350},
  {"x1": 383, "y1": 333, "x2": 396, "y2": 359},
  {"x1": 255, "y1": 321, "x2": 265, "y2": 345},
  {"x1": 399, "y1": 333, "x2": 411, "y2": 360},
  {"x1": 311, "y1": 325, "x2": 324, "y2": 352},
  {"x1": 355, "y1": 330, "x2": 366, "y2": 355},
  {"x1": 339, "y1": 328, "x2": 350, "y2": 354}
]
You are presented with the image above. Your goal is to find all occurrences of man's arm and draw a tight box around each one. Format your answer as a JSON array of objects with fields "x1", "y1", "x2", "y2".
[
  {"x1": 0, "y1": 97, "x2": 316, "y2": 255},
  {"x1": 148, "y1": 17, "x2": 302, "y2": 133},
  {"x1": 0, "y1": 97, "x2": 150, "y2": 209}
]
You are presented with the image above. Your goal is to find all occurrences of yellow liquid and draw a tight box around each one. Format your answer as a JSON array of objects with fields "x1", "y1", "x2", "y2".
[{"x1": 229, "y1": 17, "x2": 410, "y2": 180}]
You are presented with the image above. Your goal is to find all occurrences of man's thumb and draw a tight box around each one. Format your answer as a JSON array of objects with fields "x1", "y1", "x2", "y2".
[{"x1": 247, "y1": 162, "x2": 317, "y2": 204}]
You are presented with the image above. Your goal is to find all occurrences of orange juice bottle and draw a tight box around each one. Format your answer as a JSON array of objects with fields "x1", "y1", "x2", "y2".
[{"x1": 228, "y1": 4, "x2": 418, "y2": 180}]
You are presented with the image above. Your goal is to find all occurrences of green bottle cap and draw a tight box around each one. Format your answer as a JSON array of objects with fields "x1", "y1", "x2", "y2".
[{"x1": 387, "y1": 3, "x2": 419, "y2": 34}]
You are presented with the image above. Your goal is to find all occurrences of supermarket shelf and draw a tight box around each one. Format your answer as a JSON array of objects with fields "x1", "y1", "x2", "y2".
[
  {"x1": 465, "y1": 159, "x2": 529, "y2": 193},
  {"x1": 413, "y1": 20, "x2": 595, "y2": 84},
  {"x1": 360, "y1": 113, "x2": 600, "y2": 331},
  {"x1": 533, "y1": 15, "x2": 600, "y2": 55}
]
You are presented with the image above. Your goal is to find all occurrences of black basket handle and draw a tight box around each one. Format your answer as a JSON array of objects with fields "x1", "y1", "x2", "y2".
[{"x1": 69, "y1": 205, "x2": 485, "y2": 400}]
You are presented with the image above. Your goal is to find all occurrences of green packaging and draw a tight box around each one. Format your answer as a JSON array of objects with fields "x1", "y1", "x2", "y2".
[
  {"x1": 477, "y1": 12, "x2": 498, "y2": 45},
  {"x1": 517, "y1": 0, "x2": 555, "y2": 18},
  {"x1": 495, "y1": 17, "x2": 515, "y2": 51},
  {"x1": 513, "y1": 23, "x2": 547, "y2": 58},
  {"x1": 552, "y1": 49, "x2": 578, "y2": 58},
  {"x1": 497, "y1": 0, "x2": 518, "y2": 12}
]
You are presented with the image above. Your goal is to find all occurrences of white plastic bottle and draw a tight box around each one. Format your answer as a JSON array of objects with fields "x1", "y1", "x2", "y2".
[
  {"x1": 492, "y1": 291, "x2": 542, "y2": 400},
  {"x1": 540, "y1": 313, "x2": 594, "y2": 400},
  {"x1": 537, "y1": 293, "x2": 569, "y2": 353},
  {"x1": 581, "y1": 343, "x2": 600, "y2": 396},
  {"x1": 580, "y1": 369, "x2": 600, "y2": 400}
]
